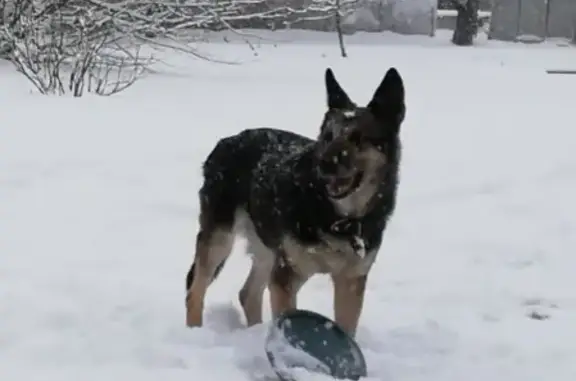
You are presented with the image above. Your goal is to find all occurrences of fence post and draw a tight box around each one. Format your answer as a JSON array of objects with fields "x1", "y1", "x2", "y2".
[
  {"x1": 573, "y1": 3, "x2": 576, "y2": 43},
  {"x1": 514, "y1": 0, "x2": 522, "y2": 40},
  {"x1": 429, "y1": 0, "x2": 437, "y2": 37},
  {"x1": 544, "y1": 0, "x2": 551, "y2": 39}
]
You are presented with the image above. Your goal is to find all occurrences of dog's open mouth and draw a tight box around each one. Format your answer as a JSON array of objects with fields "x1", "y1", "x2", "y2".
[{"x1": 327, "y1": 171, "x2": 364, "y2": 199}]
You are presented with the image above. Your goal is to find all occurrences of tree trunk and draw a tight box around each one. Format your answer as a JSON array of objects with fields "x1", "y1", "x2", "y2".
[
  {"x1": 573, "y1": 13, "x2": 576, "y2": 44},
  {"x1": 335, "y1": 0, "x2": 347, "y2": 57},
  {"x1": 451, "y1": 0, "x2": 479, "y2": 46}
]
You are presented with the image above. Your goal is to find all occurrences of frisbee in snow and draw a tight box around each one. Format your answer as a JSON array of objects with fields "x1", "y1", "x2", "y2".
[{"x1": 264, "y1": 309, "x2": 367, "y2": 381}]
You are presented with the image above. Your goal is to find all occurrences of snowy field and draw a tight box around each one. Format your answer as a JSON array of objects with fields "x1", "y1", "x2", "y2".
[{"x1": 1, "y1": 29, "x2": 575, "y2": 380}]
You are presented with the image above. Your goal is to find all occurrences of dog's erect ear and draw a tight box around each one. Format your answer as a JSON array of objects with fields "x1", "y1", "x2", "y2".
[
  {"x1": 325, "y1": 68, "x2": 354, "y2": 110},
  {"x1": 368, "y1": 68, "x2": 405, "y2": 130}
]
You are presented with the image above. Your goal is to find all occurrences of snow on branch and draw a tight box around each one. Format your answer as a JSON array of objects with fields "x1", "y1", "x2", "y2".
[
  {"x1": 0, "y1": 0, "x2": 362, "y2": 56},
  {"x1": 1, "y1": 0, "x2": 150, "y2": 96},
  {"x1": 0, "y1": 0, "x2": 364, "y2": 95}
]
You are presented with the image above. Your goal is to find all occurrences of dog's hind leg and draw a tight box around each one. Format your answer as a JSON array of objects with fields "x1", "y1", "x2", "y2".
[
  {"x1": 185, "y1": 210, "x2": 235, "y2": 328},
  {"x1": 238, "y1": 236, "x2": 275, "y2": 326}
]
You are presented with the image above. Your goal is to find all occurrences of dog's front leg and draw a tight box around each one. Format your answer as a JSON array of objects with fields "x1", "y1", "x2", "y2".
[
  {"x1": 269, "y1": 260, "x2": 308, "y2": 319},
  {"x1": 331, "y1": 274, "x2": 368, "y2": 338}
]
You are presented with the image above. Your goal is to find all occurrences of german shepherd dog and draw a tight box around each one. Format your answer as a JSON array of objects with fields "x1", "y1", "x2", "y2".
[{"x1": 185, "y1": 67, "x2": 405, "y2": 337}]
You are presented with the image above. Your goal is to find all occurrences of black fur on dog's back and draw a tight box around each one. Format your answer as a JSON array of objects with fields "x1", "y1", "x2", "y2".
[{"x1": 199, "y1": 128, "x2": 314, "y2": 230}]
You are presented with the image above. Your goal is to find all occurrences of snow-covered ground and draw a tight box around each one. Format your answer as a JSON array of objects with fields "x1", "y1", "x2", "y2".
[{"x1": 1, "y1": 30, "x2": 575, "y2": 381}]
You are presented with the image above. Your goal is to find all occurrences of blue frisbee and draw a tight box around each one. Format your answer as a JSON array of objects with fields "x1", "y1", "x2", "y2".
[{"x1": 265, "y1": 309, "x2": 367, "y2": 381}]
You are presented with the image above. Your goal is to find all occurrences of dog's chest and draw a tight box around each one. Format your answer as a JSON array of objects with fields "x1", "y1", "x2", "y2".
[
  {"x1": 281, "y1": 233, "x2": 377, "y2": 277},
  {"x1": 247, "y1": 146, "x2": 383, "y2": 278}
]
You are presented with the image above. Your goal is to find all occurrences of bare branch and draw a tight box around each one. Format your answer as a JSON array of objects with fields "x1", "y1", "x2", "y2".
[{"x1": 0, "y1": 0, "x2": 364, "y2": 95}]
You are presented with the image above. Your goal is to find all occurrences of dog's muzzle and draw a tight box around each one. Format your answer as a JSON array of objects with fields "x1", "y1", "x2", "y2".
[
  {"x1": 325, "y1": 170, "x2": 364, "y2": 199},
  {"x1": 318, "y1": 139, "x2": 363, "y2": 199}
]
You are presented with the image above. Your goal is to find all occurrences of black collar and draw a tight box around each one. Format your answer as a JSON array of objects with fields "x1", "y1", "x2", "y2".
[
  {"x1": 330, "y1": 218, "x2": 362, "y2": 237},
  {"x1": 330, "y1": 218, "x2": 366, "y2": 256}
]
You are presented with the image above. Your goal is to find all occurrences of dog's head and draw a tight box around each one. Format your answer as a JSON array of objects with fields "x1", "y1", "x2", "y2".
[{"x1": 315, "y1": 68, "x2": 405, "y2": 215}]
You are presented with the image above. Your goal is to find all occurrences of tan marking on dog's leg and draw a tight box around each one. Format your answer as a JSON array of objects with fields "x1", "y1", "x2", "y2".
[
  {"x1": 186, "y1": 263, "x2": 209, "y2": 327},
  {"x1": 239, "y1": 256, "x2": 274, "y2": 326},
  {"x1": 269, "y1": 264, "x2": 308, "y2": 319},
  {"x1": 186, "y1": 229, "x2": 234, "y2": 327},
  {"x1": 331, "y1": 274, "x2": 368, "y2": 338},
  {"x1": 269, "y1": 282, "x2": 296, "y2": 318}
]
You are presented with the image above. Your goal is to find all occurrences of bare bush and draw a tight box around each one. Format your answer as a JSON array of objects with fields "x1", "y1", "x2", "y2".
[
  {"x1": 1, "y1": 0, "x2": 360, "y2": 53},
  {"x1": 0, "y1": 0, "x2": 362, "y2": 95},
  {"x1": 1, "y1": 0, "x2": 153, "y2": 96},
  {"x1": 9, "y1": 28, "x2": 149, "y2": 96}
]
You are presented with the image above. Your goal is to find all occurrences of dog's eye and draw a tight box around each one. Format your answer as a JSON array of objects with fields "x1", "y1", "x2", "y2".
[{"x1": 323, "y1": 130, "x2": 333, "y2": 142}]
